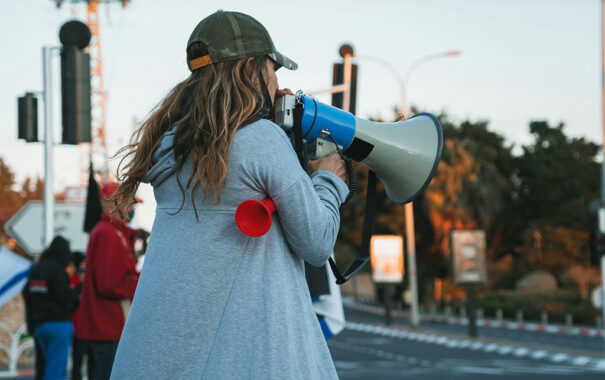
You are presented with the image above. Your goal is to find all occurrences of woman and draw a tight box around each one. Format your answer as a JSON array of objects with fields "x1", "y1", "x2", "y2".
[
  {"x1": 23, "y1": 236, "x2": 80, "y2": 380},
  {"x1": 110, "y1": 10, "x2": 347, "y2": 379}
]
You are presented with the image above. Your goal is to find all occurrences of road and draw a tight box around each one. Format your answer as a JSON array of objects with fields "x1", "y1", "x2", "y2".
[
  {"x1": 3, "y1": 304, "x2": 604, "y2": 379},
  {"x1": 345, "y1": 302, "x2": 605, "y2": 356},
  {"x1": 328, "y1": 306, "x2": 605, "y2": 379}
]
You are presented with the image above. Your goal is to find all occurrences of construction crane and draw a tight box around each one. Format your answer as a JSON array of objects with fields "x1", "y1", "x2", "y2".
[{"x1": 56, "y1": 0, "x2": 129, "y2": 183}]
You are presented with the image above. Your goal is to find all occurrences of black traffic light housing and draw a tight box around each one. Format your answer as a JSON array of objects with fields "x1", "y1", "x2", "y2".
[
  {"x1": 18, "y1": 93, "x2": 38, "y2": 142},
  {"x1": 331, "y1": 44, "x2": 358, "y2": 115},
  {"x1": 59, "y1": 20, "x2": 92, "y2": 144}
]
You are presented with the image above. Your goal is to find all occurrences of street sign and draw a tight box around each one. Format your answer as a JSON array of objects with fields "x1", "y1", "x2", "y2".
[
  {"x1": 370, "y1": 235, "x2": 404, "y2": 283},
  {"x1": 65, "y1": 186, "x2": 87, "y2": 203},
  {"x1": 450, "y1": 230, "x2": 488, "y2": 285},
  {"x1": 4, "y1": 201, "x2": 88, "y2": 256}
]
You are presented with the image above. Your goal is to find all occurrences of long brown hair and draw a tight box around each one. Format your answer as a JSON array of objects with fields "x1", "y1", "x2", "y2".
[{"x1": 113, "y1": 43, "x2": 269, "y2": 217}]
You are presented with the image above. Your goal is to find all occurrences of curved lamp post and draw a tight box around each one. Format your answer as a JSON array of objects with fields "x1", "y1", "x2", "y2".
[{"x1": 354, "y1": 50, "x2": 461, "y2": 328}]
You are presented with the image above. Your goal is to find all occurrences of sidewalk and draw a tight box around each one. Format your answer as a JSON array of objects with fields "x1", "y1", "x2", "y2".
[{"x1": 344, "y1": 297, "x2": 604, "y2": 337}]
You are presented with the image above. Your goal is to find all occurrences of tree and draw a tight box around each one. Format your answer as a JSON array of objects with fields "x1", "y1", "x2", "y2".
[
  {"x1": 511, "y1": 121, "x2": 600, "y2": 273},
  {"x1": 420, "y1": 114, "x2": 516, "y2": 265},
  {"x1": 0, "y1": 157, "x2": 19, "y2": 240},
  {"x1": 0, "y1": 157, "x2": 45, "y2": 254},
  {"x1": 336, "y1": 112, "x2": 516, "y2": 290}
]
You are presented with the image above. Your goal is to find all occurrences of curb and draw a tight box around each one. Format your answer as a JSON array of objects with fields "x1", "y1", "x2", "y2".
[
  {"x1": 0, "y1": 369, "x2": 34, "y2": 378},
  {"x1": 345, "y1": 321, "x2": 605, "y2": 372},
  {"x1": 343, "y1": 300, "x2": 604, "y2": 338}
]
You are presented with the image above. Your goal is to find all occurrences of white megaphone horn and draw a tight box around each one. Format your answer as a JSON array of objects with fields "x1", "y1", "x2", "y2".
[{"x1": 274, "y1": 94, "x2": 443, "y2": 204}]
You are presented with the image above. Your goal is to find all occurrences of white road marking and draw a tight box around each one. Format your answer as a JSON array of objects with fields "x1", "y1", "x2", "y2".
[{"x1": 342, "y1": 321, "x2": 605, "y2": 372}]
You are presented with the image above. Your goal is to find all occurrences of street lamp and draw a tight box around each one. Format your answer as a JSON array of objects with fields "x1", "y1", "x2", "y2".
[
  {"x1": 402, "y1": 50, "x2": 460, "y2": 118},
  {"x1": 354, "y1": 49, "x2": 461, "y2": 328}
]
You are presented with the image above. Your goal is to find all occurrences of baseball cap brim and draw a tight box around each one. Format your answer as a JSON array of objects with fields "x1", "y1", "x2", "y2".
[{"x1": 268, "y1": 50, "x2": 298, "y2": 71}]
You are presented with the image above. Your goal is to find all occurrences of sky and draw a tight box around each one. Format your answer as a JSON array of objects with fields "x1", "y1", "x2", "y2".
[{"x1": 0, "y1": 0, "x2": 603, "y2": 230}]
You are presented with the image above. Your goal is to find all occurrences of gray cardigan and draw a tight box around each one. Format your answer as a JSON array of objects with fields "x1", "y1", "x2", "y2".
[{"x1": 110, "y1": 119, "x2": 347, "y2": 379}]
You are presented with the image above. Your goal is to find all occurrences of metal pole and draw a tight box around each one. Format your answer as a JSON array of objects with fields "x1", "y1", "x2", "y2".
[
  {"x1": 352, "y1": 50, "x2": 460, "y2": 329},
  {"x1": 404, "y1": 201, "x2": 420, "y2": 328},
  {"x1": 601, "y1": 256, "x2": 605, "y2": 346},
  {"x1": 342, "y1": 53, "x2": 352, "y2": 113},
  {"x1": 466, "y1": 284, "x2": 477, "y2": 337},
  {"x1": 401, "y1": 79, "x2": 420, "y2": 328},
  {"x1": 601, "y1": 0, "x2": 605, "y2": 350},
  {"x1": 384, "y1": 284, "x2": 393, "y2": 326},
  {"x1": 43, "y1": 46, "x2": 54, "y2": 249},
  {"x1": 602, "y1": 0, "x2": 605, "y2": 202}
]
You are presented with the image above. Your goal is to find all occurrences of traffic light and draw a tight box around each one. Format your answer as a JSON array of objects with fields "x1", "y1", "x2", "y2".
[
  {"x1": 18, "y1": 93, "x2": 38, "y2": 142},
  {"x1": 331, "y1": 63, "x2": 358, "y2": 115},
  {"x1": 59, "y1": 20, "x2": 92, "y2": 144},
  {"x1": 331, "y1": 44, "x2": 358, "y2": 114},
  {"x1": 589, "y1": 200, "x2": 605, "y2": 267}
]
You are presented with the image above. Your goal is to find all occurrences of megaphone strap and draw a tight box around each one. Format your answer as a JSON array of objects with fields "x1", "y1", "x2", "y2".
[
  {"x1": 330, "y1": 170, "x2": 376, "y2": 285},
  {"x1": 292, "y1": 101, "x2": 308, "y2": 168},
  {"x1": 302, "y1": 97, "x2": 318, "y2": 140},
  {"x1": 290, "y1": 94, "x2": 374, "y2": 284}
]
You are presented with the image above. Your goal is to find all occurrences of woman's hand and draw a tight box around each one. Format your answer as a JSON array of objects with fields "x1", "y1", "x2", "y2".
[
  {"x1": 275, "y1": 88, "x2": 294, "y2": 98},
  {"x1": 308, "y1": 153, "x2": 347, "y2": 183}
]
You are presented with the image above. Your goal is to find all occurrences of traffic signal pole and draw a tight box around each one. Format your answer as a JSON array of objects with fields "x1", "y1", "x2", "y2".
[
  {"x1": 600, "y1": 0, "x2": 605, "y2": 350},
  {"x1": 43, "y1": 46, "x2": 56, "y2": 248}
]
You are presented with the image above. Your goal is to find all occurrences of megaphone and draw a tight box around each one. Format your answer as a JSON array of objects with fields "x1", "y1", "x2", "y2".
[
  {"x1": 275, "y1": 93, "x2": 443, "y2": 204},
  {"x1": 235, "y1": 93, "x2": 443, "y2": 285},
  {"x1": 235, "y1": 198, "x2": 276, "y2": 237}
]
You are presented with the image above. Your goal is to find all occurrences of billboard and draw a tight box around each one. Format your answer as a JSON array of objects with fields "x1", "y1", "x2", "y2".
[
  {"x1": 370, "y1": 235, "x2": 404, "y2": 283},
  {"x1": 450, "y1": 229, "x2": 488, "y2": 285}
]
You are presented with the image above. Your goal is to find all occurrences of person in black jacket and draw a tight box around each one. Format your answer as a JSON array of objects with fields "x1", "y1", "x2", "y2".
[{"x1": 23, "y1": 236, "x2": 80, "y2": 380}]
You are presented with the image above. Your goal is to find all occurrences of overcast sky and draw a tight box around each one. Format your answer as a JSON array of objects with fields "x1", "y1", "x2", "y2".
[{"x1": 0, "y1": 0, "x2": 602, "y2": 229}]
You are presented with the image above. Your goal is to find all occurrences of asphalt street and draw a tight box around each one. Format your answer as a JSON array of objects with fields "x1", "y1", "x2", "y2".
[
  {"x1": 346, "y1": 302, "x2": 605, "y2": 356},
  {"x1": 4, "y1": 305, "x2": 604, "y2": 379},
  {"x1": 328, "y1": 306, "x2": 605, "y2": 379}
]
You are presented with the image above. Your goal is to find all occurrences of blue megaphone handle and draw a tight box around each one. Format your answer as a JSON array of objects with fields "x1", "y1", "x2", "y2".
[{"x1": 300, "y1": 95, "x2": 356, "y2": 150}]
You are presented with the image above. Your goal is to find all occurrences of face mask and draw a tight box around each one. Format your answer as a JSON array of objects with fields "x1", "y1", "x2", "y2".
[{"x1": 258, "y1": 68, "x2": 275, "y2": 119}]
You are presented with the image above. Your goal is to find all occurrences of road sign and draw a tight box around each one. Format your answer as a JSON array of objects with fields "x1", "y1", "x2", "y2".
[
  {"x1": 5, "y1": 201, "x2": 88, "y2": 256},
  {"x1": 370, "y1": 235, "x2": 404, "y2": 283},
  {"x1": 65, "y1": 186, "x2": 87, "y2": 203},
  {"x1": 450, "y1": 230, "x2": 488, "y2": 285}
]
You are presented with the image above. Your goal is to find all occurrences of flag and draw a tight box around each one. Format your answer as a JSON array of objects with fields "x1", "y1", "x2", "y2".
[
  {"x1": 0, "y1": 247, "x2": 32, "y2": 309},
  {"x1": 83, "y1": 162, "x2": 102, "y2": 233}
]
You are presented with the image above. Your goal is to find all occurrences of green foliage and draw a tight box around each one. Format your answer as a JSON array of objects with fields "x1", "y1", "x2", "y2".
[
  {"x1": 513, "y1": 121, "x2": 600, "y2": 228},
  {"x1": 509, "y1": 121, "x2": 600, "y2": 273},
  {"x1": 476, "y1": 291, "x2": 599, "y2": 325},
  {"x1": 336, "y1": 115, "x2": 600, "y2": 294}
]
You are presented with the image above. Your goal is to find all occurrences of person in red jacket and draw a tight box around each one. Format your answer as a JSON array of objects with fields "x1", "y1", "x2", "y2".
[{"x1": 77, "y1": 182, "x2": 140, "y2": 380}]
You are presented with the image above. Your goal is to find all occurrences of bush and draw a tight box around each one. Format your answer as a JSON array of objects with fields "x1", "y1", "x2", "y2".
[{"x1": 475, "y1": 290, "x2": 599, "y2": 326}]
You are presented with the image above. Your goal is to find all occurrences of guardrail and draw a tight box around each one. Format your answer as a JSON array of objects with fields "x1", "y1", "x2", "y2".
[{"x1": 0, "y1": 322, "x2": 33, "y2": 377}]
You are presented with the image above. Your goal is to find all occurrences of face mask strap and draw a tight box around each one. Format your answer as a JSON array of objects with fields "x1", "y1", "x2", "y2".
[{"x1": 257, "y1": 66, "x2": 275, "y2": 119}]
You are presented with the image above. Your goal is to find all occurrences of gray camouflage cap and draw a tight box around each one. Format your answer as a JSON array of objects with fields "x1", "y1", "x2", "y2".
[{"x1": 187, "y1": 10, "x2": 298, "y2": 72}]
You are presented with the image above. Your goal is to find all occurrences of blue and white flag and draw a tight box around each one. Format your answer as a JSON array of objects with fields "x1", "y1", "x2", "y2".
[
  {"x1": 0, "y1": 247, "x2": 32, "y2": 309},
  {"x1": 312, "y1": 257, "x2": 346, "y2": 340}
]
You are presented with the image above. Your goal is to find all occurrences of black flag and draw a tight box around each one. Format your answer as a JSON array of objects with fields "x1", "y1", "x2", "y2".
[{"x1": 83, "y1": 162, "x2": 102, "y2": 233}]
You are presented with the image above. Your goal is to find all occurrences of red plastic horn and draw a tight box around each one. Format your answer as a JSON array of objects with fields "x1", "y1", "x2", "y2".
[{"x1": 235, "y1": 198, "x2": 276, "y2": 237}]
